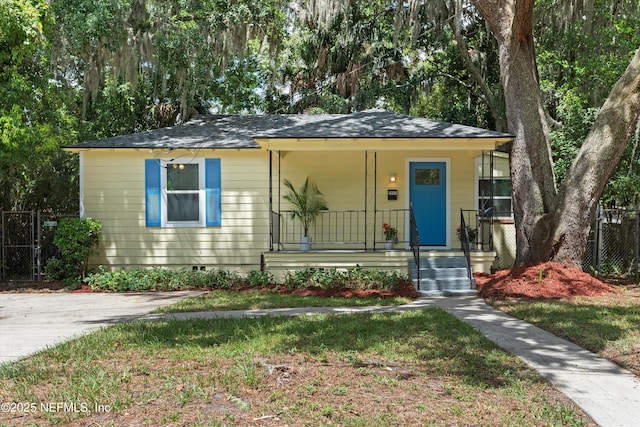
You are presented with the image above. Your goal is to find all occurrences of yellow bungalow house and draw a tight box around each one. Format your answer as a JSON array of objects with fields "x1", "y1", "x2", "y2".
[{"x1": 63, "y1": 109, "x2": 513, "y2": 294}]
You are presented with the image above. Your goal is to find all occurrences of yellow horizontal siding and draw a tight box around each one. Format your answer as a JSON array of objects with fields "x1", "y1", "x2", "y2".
[
  {"x1": 492, "y1": 222, "x2": 516, "y2": 269},
  {"x1": 263, "y1": 251, "x2": 412, "y2": 281},
  {"x1": 98, "y1": 243, "x2": 270, "y2": 256},
  {"x1": 81, "y1": 145, "x2": 506, "y2": 270},
  {"x1": 278, "y1": 151, "x2": 367, "y2": 210},
  {"x1": 83, "y1": 149, "x2": 271, "y2": 270}
]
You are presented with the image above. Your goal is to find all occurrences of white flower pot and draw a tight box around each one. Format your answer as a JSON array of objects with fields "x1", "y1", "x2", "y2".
[
  {"x1": 300, "y1": 236, "x2": 312, "y2": 251},
  {"x1": 384, "y1": 240, "x2": 393, "y2": 250}
]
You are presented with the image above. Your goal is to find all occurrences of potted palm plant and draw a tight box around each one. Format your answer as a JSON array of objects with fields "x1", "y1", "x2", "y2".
[{"x1": 283, "y1": 177, "x2": 328, "y2": 250}]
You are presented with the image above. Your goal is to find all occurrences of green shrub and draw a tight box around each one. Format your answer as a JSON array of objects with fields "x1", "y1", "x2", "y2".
[
  {"x1": 247, "y1": 270, "x2": 274, "y2": 287},
  {"x1": 284, "y1": 269, "x2": 314, "y2": 289},
  {"x1": 44, "y1": 257, "x2": 67, "y2": 281},
  {"x1": 344, "y1": 267, "x2": 406, "y2": 290},
  {"x1": 85, "y1": 266, "x2": 408, "y2": 293},
  {"x1": 85, "y1": 267, "x2": 247, "y2": 292},
  {"x1": 45, "y1": 217, "x2": 101, "y2": 282},
  {"x1": 283, "y1": 267, "x2": 406, "y2": 291},
  {"x1": 206, "y1": 269, "x2": 244, "y2": 288}
]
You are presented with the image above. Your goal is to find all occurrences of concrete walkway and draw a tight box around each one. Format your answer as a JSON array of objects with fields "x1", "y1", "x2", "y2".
[
  {"x1": 2, "y1": 293, "x2": 640, "y2": 426},
  {"x1": 432, "y1": 297, "x2": 640, "y2": 427},
  {"x1": 0, "y1": 291, "x2": 203, "y2": 364}
]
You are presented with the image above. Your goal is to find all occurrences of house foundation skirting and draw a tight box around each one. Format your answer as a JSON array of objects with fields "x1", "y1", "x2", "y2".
[{"x1": 262, "y1": 250, "x2": 496, "y2": 283}]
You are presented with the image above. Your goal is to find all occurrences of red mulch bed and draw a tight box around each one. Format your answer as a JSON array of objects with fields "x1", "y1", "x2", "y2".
[
  {"x1": 286, "y1": 280, "x2": 420, "y2": 299},
  {"x1": 3, "y1": 265, "x2": 619, "y2": 301},
  {"x1": 220, "y1": 280, "x2": 420, "y2": 299},
  {"x1": 475, "y1": 261, "x2": 617, "y2": 300},
  {"x1": 1, "y1": 280, "x2": 420, "y2": 299}
]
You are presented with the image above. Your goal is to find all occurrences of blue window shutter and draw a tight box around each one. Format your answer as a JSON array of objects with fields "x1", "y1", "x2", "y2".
[
  {"x1": 145, "y1": 159, "x2": 161, "y2": 227},
  {"x1": 205, "y1": 158, "x2": 221, "y2": 226}
]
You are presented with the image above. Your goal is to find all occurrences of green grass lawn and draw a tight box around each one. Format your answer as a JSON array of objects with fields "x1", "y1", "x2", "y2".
[
  {"x1": 0, "y1": 304, "x2": 592, "y2": 426},
  {"x1": 153, "y1": 289, "x2": 413, "y2": 313}
]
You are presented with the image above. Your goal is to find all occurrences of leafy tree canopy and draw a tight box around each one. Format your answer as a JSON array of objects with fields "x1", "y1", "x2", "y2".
[{"x1": 0, "y1": 0, "x2": 78, "y2": 213}]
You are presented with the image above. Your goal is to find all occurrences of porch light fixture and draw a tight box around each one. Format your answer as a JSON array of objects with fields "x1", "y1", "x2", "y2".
[{"x1": 389, "y1": 173, "x2": 396, "y2": 183}]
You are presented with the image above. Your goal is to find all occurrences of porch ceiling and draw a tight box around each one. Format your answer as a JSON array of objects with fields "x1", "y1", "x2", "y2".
[{"x1": 254, "y1": 137, "x2": 508, "y2": 152}]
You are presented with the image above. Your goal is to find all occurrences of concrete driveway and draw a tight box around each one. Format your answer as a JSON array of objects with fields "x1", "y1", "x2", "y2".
[{"x1": 0, "y1": 291, "x2": 203, "y2": 364}]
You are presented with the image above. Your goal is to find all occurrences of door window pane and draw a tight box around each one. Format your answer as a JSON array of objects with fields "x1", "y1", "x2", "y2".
[{"x1": 415, "y1": 169, "x2": 440, "y2": 185}]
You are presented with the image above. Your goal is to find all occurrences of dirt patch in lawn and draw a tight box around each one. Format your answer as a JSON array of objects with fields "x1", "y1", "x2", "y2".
[{"x1": 475, "y1": 261, "x2": 617, "y2": 300}]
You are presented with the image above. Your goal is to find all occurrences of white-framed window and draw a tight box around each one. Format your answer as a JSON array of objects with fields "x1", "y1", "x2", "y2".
[
  {"x1": 145, "y1": 158, "x2": 221, "y2": 227},
  {"x1": 478, "y1": 178, "x2": 513, "y2": 219},
  {"x1": 163, "y1": 159, "x2": 205, "y2": 226}
]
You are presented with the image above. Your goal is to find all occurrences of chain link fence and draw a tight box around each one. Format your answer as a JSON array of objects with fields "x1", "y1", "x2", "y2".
[
  {"x1": 490, "y1": 208, "x2": 639, "y2": 278},
  {"x1": 583, "y1": 207, "x2": 640, "y2": 278},
  {"x1": 493, "y1": 221, "x2": 517, "y2": 270},
  {"x1": 0, "y1": 211, "x2": 74, "y2": 281}
]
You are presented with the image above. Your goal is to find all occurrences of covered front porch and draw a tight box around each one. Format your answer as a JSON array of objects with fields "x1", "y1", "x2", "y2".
[
  {"x1": 252, "y1": 111, "x2": 511, "y2": 291},
  {"x1": 270, "y1": 206, "x2": 495, "y2": 252},
  {"x1": 264, "y1": 192, "x2": 497, "y2": 292},
  {"x1": 261, "y1": 148, "x2": 500, "y2": 290}
]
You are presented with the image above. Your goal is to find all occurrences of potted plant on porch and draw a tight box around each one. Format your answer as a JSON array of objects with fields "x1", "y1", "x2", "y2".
[
  {"x1": 283, "y1": 177, "x2": 328, "y2": 251},
  {"x1": 456, "y1": 224, "x2": 477, "y2": 248},
  {"x1": 382, "y1": 223, "x2": 397, "y2": 250}
]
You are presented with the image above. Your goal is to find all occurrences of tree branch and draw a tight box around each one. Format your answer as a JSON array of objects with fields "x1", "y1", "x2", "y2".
[
  {"x1": 449, "y1": 2, "x2": 499, "y2": 124},
  {"x1": 471, "y1": 0, "x2": 501, "y2": 38}
]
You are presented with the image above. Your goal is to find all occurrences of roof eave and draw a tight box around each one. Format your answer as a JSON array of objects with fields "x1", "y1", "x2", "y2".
[
  {"x1": 61, "y1": 145, "x2": 262, "y2": 153},
  {"x1": 255, "y1": 137, "x2": 513, "y2": 151}
]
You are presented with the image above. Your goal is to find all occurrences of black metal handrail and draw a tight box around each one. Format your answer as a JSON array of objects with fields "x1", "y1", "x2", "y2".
[
  {"x1": 459, "y1": 209, "x2": 473, "y2": 284},
  {"x1": 460, "y1": 208, "x2": 495, "y2": 251},
  {"x1": 273, "y1": 208, "x2": 420, "y2": 251},
  {"x1": 409, "y1": 204, "x2": 420, "y2": 285}
]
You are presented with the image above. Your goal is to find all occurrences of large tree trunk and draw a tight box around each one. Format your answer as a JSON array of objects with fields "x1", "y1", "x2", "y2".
[
  {"x1": 474, "y1": 0, "x2": 558, "y2": 265},
  {"x1": 473, "y1": 0, "x2": 640, "y2": 267},
  {"x1": 551, "y1": 48, "x2": 640, "y2": 265}
]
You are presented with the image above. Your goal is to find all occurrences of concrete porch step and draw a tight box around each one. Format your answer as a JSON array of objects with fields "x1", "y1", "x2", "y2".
[
  {"x1": 411, "y1": 256, "x2": 468, "y2": 269},
  {"x1": 409, "y1": 255, "x2": 475, "y2": 293}
]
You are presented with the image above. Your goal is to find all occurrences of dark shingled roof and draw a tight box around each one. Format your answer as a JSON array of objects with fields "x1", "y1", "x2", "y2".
[{"x1": 63, "y1": 109, "x2": 512, "y2": 150}]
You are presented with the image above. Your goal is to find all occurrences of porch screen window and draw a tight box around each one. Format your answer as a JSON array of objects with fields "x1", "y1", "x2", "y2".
[
  {"x1": 145, "y1": 158, "x2": 221, "y2": 227},
  {"x1": 478, "y1": 179, "x2": 512, "y2": 218}
]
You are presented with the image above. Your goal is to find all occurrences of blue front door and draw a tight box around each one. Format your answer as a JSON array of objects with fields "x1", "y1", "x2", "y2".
[{"x1": 410, "y1": 162, "x2": 447, "y2": 246}]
